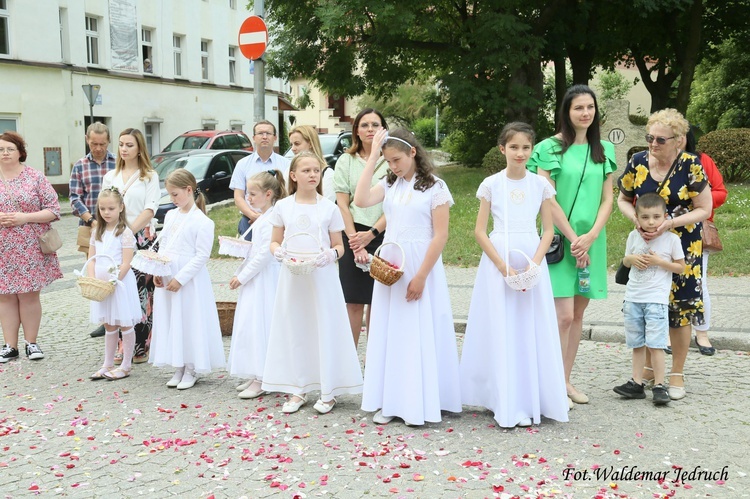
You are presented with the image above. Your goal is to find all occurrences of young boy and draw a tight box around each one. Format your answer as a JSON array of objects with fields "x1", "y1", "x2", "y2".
[{"x1": 614, "y1": 193, "x2": 686, "y2": 405}]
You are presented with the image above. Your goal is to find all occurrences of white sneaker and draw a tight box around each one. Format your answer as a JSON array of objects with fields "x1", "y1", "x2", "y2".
[
  {"x1": 166, "y1": 368, "x2": 185, "y2": 388},
  {"x1": 177, "y1": 371, "x2": 197, "y2": 390}
]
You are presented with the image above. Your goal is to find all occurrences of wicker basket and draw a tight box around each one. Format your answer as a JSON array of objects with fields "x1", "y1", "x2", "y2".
[
  {"x1": 217, "y1": 301, "x2": 236, "y2": 336},
  {"x1": 131, "y1": 249, "x2": 172, "y2": 277},
  {"x1": 282, "y1": 232, "x2": 321, "y2": 276},
  {"x1": 76, "y1": 254, "x2": 118, "y2": 302},
  {"x1": 370, "y1": 242, "x2": 405, "y2": 286},
  {"x1": 218, "y1": 225, "x2": 253, "y2": 258},
  {"x1": 503, "y1": 249, "x2": 542, "y2": 292}
]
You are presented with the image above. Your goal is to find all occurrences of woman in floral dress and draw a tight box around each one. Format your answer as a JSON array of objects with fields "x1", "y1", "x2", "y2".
[{"x1": 0, "y1": 131, "x2": 63, "y2": 363}]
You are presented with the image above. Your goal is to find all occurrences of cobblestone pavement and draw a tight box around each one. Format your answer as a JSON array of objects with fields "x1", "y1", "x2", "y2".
[{"x1": 1, "y1": 214, "x2": 749, "y2": 498}]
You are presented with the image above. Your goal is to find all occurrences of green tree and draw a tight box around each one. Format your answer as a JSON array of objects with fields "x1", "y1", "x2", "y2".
[
  {"x1": 595, "y1": 70, "x2": 632, "y2": 102},
  {"x1": 688, "y1": 38, "x2": 750, "y2": 131},
  {"x1": 357, "y1": 82, "x2": 436, "y2": 128}
]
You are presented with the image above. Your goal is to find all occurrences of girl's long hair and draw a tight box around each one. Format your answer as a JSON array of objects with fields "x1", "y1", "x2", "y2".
[
  {"x1": 248, "y1": 169, "x2": 288, "y2": 205},
  {"x1": 116, "y1": 128, "x2": 155, "y2": 180},
  {"x1": 94, "y1": 187, "x2": 129, "y2": 242},
  {"x1": 383, "y1": 128, "x2": 436, "y2": 192},
  {"x1": 288, "y1": 151, "x2": 324, "y2": 196},
  {"x1": 555, "y1": 85, "x2": 605, "y2": 164},
  {"x1": 165, "y1": 169, "x2": 207, "y2": 214}
]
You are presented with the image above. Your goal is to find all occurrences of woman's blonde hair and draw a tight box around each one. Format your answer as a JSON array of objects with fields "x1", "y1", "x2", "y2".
[
  {"x1": 647, "y1": 108, "x2": 689, "y2": 138},
  {"x1": 247, "y1": 169, "x2": 287, "y2": 204},
  {"x1": 165, "y1": 169, "x2": 207, "y2": 214},
  {"x1": 94, "y1": 187, "x2": 129, "y2": 242},
  {"x1": 289, "y1": 125, "x2": 324, "y2": 161},
  {"x1": 288, "y1": 151, "x2": 324, "y2": 196},
  {"x1": 116, "y1": 128, "x2": 155, "y2": 181}
]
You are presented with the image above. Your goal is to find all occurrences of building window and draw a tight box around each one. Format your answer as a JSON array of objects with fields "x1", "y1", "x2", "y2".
[
  {"x1": 58, "y1": 8, "x2": 70, "y2": 62},
  {"x1": 200, "y1": 39, "x2": 210, "y2": 81},
  {"x1": 229, "y1": 0, "x2": 237, "y2": 9},
  {"x1": 173, "y1": 34, "x2": 183, "y2": 77},
  {"x1": 142, "y1": 28, "x2": 154, "y2": 73},
  {"x1": 85, "y1": 16, "x2": 99, "y2": 65},
  {"x1": 1, "y1": 0, "x2": 11, "y2": 56},
  {"x1": 0, "y1": 115, "x2": 18, "y2": 133},
  {"x1": 144, "y1": 123, "x2": 160, "y2": 154},
  {"x1": 228, "y1": 46, "x2": 236, "y2": 84}
]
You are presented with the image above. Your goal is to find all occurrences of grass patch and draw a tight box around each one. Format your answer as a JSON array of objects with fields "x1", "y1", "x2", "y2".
[{"x1": 208, "y1": 170, "x2": 750, "y2": 275}]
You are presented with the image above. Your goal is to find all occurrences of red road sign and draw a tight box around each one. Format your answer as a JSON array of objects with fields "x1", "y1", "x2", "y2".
[{"x1": 238, "y1": 16, "x2": 268, "y2": 60}]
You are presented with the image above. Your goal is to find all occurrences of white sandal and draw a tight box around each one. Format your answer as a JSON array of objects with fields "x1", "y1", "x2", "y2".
[{"x1": 668, "y1": 372, "x2": 686, "y2": 400}]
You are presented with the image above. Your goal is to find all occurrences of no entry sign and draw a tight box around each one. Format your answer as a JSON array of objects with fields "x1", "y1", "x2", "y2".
[{"x1": 238, "y1": 16, "x2": 268, "y2": 60}]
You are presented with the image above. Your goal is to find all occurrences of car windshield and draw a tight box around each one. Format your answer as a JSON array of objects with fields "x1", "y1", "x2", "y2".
[
  {"x1": 319, "y1": 135, "x2": 339, "y2": 155},
  {"x1": 163, "y1": 135, "x2": 210, "y2": 152},
  {"x1": 155, "y1": 155, "x2": 212, "y2": 181}
]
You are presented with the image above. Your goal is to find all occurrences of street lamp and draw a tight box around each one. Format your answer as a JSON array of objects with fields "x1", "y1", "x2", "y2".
[{"x1": 82, "y1": 84, "x2": 101, "y2": 125}]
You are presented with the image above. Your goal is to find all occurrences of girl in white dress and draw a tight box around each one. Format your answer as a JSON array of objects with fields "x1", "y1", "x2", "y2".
[
  {"x1": 354, "y1": 128, "x2": 462, "y2": 426},
  {"x1": 460, "y1": 122, "x2": 568, "y2": 428},
  {"x1": 88, "y1": 188, "x2": 143, "y2": 381},
  {"x1": 262, "y1": 152, "x2": 363, "y2": 415},
  {"x1": 149, "y1": 170, "x2": 226, "y2": 390},
  {"x1": 228, "y1": 170, "x2": 287, "y2": 399}
]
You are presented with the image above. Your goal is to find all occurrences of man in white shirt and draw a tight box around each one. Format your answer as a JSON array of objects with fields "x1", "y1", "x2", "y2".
[{"x1": 230, "y1": 120, "x2": 291, "y2": 236}]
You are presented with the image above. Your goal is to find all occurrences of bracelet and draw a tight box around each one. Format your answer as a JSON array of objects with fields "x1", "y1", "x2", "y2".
[
  {"x1": 370, "y1": 227, "x2": 380, "y2": 237},
  {"x1": 333, "y1": 248, "x2": 339, "y2": 259}
]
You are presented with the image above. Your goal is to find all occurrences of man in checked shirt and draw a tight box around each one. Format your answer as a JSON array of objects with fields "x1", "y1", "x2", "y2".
[{"x1": 68, "y1": 122, "x2": 115, "y2": 338}]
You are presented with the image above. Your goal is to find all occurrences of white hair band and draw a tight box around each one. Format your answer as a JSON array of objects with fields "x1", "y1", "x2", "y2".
[{"x1": 385, "y1": 136, "x2": 415, "y2": 149}]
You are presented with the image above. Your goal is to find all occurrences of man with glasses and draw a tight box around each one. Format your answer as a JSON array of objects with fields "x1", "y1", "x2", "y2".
[
  {"x1": 68, "y1": 122, "x2": 115, "y2": 338},
  {"x1": 230, "y1": 120, "x2": 291, "y2": 236}
]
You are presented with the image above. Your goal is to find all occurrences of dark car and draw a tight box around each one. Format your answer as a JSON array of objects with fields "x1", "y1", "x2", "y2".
[
  {"x1": 162, "y1": 129, "x2": 253, "y2": 153},
  {"x1": 284, "y1": 131, "x2": 352, "y2": 169},
  {"x1": 153, "y1": 149, "x2": 250, "y2": 225}
]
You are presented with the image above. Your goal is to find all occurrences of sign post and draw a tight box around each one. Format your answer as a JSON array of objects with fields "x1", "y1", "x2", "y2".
[
  {"x1": 238, "y1": 12, "x2": 268, "y2": 125},
  {"x1": 82, "y1": 84, "x2": 101, "y2": 125}
]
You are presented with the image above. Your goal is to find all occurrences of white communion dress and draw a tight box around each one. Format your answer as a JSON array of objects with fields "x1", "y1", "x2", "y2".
[
  {"x1": 227, "y1": 208, "x2": 281, "y2": 380},
  {"x1": 88, "y1": 227, "x2": 142, "y2": 327},
  {"x1": 149, "y1": 207, "x2": 226, "y2": 373},
  {"x1": 361, "y1": 175, "x2": 462, "y2": 425},
  {"x1": 261, "y1": 194, "x2": 363, "y2": 399},
  {"x1": 460, "y1": 171, "x2": 568, "y2": 427}
]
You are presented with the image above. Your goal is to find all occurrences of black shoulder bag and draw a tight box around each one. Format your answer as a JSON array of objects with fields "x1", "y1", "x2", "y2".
[
  {"x1": 615, "y1": 153, "x2": 680, "y2": 284},
  {"x1": 546, "y1": 144, "x2": 589, "y2": 264}
]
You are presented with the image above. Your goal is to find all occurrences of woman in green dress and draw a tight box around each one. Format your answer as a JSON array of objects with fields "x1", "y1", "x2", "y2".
[{"x1": 527, "y1": 85, "x2": 617, "y2": 407}]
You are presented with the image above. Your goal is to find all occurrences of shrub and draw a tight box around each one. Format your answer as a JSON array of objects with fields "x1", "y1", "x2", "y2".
[
  {"x1": 698, "y1": 128, "x2": 750, "y2": 183},
  {"x1": 629, "y1": 114, "x2": 648, "y2": 126},
  {"x1": 482, "y1": 146, "x2": 506, "y2": 175},
  {"x1": 413, "y1": 117, "x2": 437, "y2": 148},
  {"x1": 442, "y1": 130, "x2": 474, "y2": 166}
]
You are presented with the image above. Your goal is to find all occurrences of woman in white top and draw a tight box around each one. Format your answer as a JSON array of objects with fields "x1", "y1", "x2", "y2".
[{"x1": 102, "y1": 128, "x2": 160, "y2": 364}]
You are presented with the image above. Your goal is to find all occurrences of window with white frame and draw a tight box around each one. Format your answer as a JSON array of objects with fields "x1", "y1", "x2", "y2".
[
  {"x1": 229, "y1": 0, "x2": 237, "y2": 9},
  {"x1": 58, "y1": 8, "x2": 70, "y2": 62},
  {"x1": 228, "y1": 46, "x2": 236, "y2": 84},
  {"x1": 85, "y1": 16, "x2": 99, "y2": 65},
  {"x1": 200, "y1": 39, "x2": 210, "y2": 81},
  {"x1": 1, "y1": 0, "x2": 11, "y2": 56},
  {"x1": 173, "y1": 34, "x2": 183, "y2": 77},
  {"x1": 0, "y1": 115, "x2": 18, "y2": 133},
  {"x1": 144, "y1": 123, "x2": 160, "y2": 154},
  {"x1": 142, "y1": 28, "x2": 154, "y2": 73}
]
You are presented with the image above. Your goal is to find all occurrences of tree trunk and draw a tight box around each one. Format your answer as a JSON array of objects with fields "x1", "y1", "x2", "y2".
[
  {"x1": 554, "y1": 52, "x2": 567, "y2": 127},
  {"x1": 567, "y1": 43, "x2": 594, "y2": 85},
  {"x1": 505, "y1": 58, "x2": 545, "y2": 127},
  {"x1": 675, "y1": 0, "x2": 703, "y2": 114}
]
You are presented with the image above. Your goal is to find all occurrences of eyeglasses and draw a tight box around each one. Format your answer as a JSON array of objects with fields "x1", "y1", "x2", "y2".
[
  {"x1": 0, "y1": 147, "x2": 18, "y2": 153},
  {"x1": 254, "y1": 131, "x2": 275, "y2": 137},
  {"x1": 645, "y1": 134, "x2": 675, "y2": 145},
  {"x1": 358, "y1": 122, "x2": 382, "y2": 130}
]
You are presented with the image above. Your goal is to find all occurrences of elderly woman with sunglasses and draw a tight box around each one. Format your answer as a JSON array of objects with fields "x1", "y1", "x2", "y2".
[{"x1": 616, "y1": 108, "x2": 712, "y2": 401}]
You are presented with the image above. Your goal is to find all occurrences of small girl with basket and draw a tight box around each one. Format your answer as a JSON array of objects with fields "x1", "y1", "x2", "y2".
[
  {"x1": 261, "y1": 152, "x2": 363, "y2": 414},
  {"x1": 85, "y1": 187, "x2": 142, "y2": 380},
  {"x1": 226, "y1": 170, "x2": 287, "y2": 399},
  {"x1": 460, "y1": 122, "x2": 568, "y2": 428},
  {"x1": 146, "y1": 169, "x2": 225, "y2": 390},
  {"x1": 354, "y1": 128, "x2": 461, "y2": 426}
]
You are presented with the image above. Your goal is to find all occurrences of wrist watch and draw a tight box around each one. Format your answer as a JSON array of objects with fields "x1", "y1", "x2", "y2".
[
  {"x1": 85, "y1": 217, "x2": 94, "y2": 227},
  {"x1": 370, "y1": 227, "x2": 380, "y2": 237}
]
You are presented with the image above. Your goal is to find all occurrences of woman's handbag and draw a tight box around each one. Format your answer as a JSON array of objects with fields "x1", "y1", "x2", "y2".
[
  {"x1": 77, "y1": 225, "x2": 92, "y2": 254},
  {"x1": 545, "y1": 144, "x2": 589, "y2": 264},
  {"x1": 39, "y1": 227, "x2": 63, "y2": 254},
  {"x1": 615, "y1": 261, "x2": 630, "y2": 285},
  {"x1": 702, "y1": 221, "x2": 723, "y2": 253}
]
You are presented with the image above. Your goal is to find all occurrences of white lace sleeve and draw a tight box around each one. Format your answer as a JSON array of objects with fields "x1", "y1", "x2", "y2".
[
  {"x1": 541, "y1": 176, "x2": 557, "y2": 200},
  {"x1": 121, "y1": 227, "x2": 136, "y2": 249},
  {"x1": 476, "y1": 179, "x2": 491, "y2": 202},
  {"x1": 431, "y1": 179, "x2": 454, "y2": 210}
]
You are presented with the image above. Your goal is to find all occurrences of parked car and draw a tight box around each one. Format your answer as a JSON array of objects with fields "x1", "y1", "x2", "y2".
[
  {"x1": 162, "y1": 129, "x2": 253, "y2": 153},
  {"x1": 152, "y1": 149, "x2": 251, "y2": 225},
  {"x1": 284, "y1": 131, "x2": 352, "y2": 169}
]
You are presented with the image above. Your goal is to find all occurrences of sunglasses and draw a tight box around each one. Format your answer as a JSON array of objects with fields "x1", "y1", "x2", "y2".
[{"x1": 645, "y1": 134, "x2": 675, "y2": 145}]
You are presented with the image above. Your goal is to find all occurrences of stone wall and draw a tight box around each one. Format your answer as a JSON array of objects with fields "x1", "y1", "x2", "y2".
[{"x1": 601, "y1": 99, "x2": 647, "y2": 178}]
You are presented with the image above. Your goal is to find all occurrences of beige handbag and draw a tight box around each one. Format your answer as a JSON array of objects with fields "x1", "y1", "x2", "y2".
[{"x1": 77, "y1": 225, "x2": 92, "y2": 254}]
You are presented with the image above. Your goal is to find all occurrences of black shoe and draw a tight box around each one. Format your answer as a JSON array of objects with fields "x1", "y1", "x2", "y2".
[
  {"x1": 664, "y1": 346, "x2": 672, "y2": 355},
  {"x1": 25, "y1": 343, "x2": 45, "y2": 360},
  {"x1": 652, "y1": 384, "x2": 671, "y2": 405},
  {"x1": 0, "y1": 344, "x2": 20, "y2": 363},
  {"x1": 613, "y1": 379, "x2": 646, "y2": 399},
  {"x1": 694, "y1": 335, "x2": 716, "y2": 356},
  {"x1": 90, "y1": 325, "x2": 106, "y2": 338}
]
